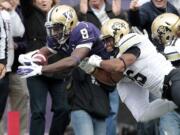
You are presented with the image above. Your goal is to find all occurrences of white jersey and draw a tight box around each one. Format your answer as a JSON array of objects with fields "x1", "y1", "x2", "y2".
[
  {"x1": 164, "y1": 38, "x2": 180, "y2": 62},
  {"x1": 118, "y1": 33, "x2": 174, "y2": 97}
]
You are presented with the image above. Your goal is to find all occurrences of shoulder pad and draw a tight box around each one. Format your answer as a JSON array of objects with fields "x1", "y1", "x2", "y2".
[{"x1": 117, "y1": 33, "x2": 142, "y2": 54}]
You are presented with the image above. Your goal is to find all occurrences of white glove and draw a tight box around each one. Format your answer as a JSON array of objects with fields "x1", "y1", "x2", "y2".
[
  {"x1": 88, "y1": 55, "x2": 102, "y2": 67},
  {"x1": 79, "y1": 58, "x2": 96, "y2": 74},
  {"x1": 17, "y1": 63, "x2": 42, "y2": 78},
  {"x1": 18, "y1": 50, "x2": 40, "y2": 66},
  {"x1": 131, "y1": 26, "x2": 148, "y2": 38}
]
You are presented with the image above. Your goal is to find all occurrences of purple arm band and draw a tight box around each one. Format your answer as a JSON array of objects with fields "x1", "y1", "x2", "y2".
[{"x1": 71, "y1": 55, "x2": 81, "y2": 64}]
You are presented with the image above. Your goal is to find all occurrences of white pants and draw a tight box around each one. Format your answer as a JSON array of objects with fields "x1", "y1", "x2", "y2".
[{"x1": 117, "y1": 81, "x2": 177, "y2": 122}]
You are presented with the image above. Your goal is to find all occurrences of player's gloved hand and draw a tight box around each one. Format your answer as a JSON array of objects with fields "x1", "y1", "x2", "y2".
[
  {"x1": 17, "y1": 63, "x2": 42, "y2": 78},
  {"x1": 79, "y1": 58, "x2": 96, "y2": 74},
  {"x1": 18, "y1": 50, "x2": 40, "y2": 66},
  {"x1": 131, "y1": 26, "x2": 148, "y2": 38},
  {"x1": 88, "y1": 55, "x2": 102, "y2": 67}
]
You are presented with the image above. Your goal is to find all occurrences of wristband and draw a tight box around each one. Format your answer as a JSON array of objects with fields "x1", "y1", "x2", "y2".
[{"x1": 71, "y1": 55, "x2": 81, "y2": 64}]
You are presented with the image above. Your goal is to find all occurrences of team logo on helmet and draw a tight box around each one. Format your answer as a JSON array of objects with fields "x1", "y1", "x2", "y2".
[
  {"x1": 157, "y1": 25, "x2": 171, "y2": 41},
  {"x1": 112, "y1": 22, "x2": 127, "y2": 30},
  {"x1": 151, "y1": 13, "x2": 179, "y2": 45},
  {"x1": 63, "y1": 9, "x2": 74, "y2": 21},
  {"x1": 112, "y1": 22, "x2": 127, "y2": 35}
]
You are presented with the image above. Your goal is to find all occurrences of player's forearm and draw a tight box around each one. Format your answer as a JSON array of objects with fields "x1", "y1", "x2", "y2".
[
  {"x1": 102, "y1": 53, "x2": 137, "y2": 73},
  {"x1": 41, "y1": 56, "x2": 78, "y2": 73},
  {"x1": 100, "y1": 59, "x2": 125, "y2": 73},
  {"x1": 88, "y1": 55, "x2": 127, "y2": 73}
]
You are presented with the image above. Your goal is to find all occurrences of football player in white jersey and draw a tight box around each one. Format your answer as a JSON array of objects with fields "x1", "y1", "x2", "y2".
[
  {"x1": 151, "y1": 12, "x2": 180, "y2": 135},
  {"x1": 151, "y1": 13, "x2": 180, "y2": 66},
  {"x1": 85, "y1": 18, "x2": 180, "y2": 122}
]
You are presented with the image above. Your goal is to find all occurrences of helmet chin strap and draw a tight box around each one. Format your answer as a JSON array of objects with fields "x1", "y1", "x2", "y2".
[
  {"x1": 57, "y1": 37, "x2": 69, "y2": 51},
  {"x1": 57, "y1": 26, "x2": 69, "y2": 46},
  {"x1": 58, "y1": 36, "x2": 67, "y2": 45}
]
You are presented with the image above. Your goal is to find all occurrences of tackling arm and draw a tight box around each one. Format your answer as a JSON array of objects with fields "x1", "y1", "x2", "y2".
[
  {"x1": 88, "y1": 53, "x2": 137, "y2": 73},
  {"x1": 79, "y1": 57, "x2": 124, "y2": 86}
]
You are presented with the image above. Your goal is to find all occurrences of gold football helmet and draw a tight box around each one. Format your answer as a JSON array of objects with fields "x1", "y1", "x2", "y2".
[
  {"x1": 45, "y1": 5, "x2": 78, "y2": 45},
  {"x1": 151, "y1": 13, "x2": 180, "y2": 45},
  {"x1": 101, "y1": 18, "x2": 130, "y2": 47}
]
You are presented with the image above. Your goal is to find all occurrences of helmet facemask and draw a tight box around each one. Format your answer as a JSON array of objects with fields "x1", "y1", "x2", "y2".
[
  {"x1": 113, "y1": 28, "x2": 125, "y2": 47},
  {"x1": 45, "y1": 21, "x2": 69, "y2": 45},
  {"x1": 102, "y1": 35, "x2": 115, "y2": 52}
]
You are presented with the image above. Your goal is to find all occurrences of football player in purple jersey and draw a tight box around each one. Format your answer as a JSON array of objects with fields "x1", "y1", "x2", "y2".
[
  {"x1": 16, "y1": 5, "x2": 122, "y2": 135},
  {"x1": 17, "y1": 4, "x2": 122, "y2": 85},
  {"x1": 17, "y1": 4, "x2": 115, "y2": 78}
]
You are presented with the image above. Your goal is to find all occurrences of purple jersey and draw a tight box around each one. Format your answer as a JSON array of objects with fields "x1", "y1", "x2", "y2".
[
  {"x1": 68, "y1": 22, "x2": 110, "y2": 59},
  {"x1": 47, "y1": 21, "x2": 110, "y2": 59}
]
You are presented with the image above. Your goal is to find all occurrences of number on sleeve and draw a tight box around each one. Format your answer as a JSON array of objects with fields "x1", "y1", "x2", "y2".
[{"x1": 80, "y1": 28, "x2": 89, "y2": 39}]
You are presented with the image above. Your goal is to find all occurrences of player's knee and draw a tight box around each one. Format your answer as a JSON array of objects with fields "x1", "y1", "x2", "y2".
[{"x1": 136, "y1": 111, "x2": 152, "y2": 122}]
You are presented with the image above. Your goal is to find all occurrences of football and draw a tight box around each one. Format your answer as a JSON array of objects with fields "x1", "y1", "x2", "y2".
[
  {"x1": 32, "y1": 53, "x2": 48, "y2": 65},
  {"x1": 93, "y1": 68, "x2": 123, "y2": 86}
]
